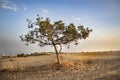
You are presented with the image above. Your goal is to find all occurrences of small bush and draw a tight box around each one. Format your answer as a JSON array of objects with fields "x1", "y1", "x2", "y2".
[{"x1": 17, "y1": 53, "x2": 25, "y2": 57}]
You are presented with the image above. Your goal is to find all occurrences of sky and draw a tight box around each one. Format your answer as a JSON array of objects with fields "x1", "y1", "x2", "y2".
[{"x1": 0, "y1": 0, "x2": 120, "y2": 55}]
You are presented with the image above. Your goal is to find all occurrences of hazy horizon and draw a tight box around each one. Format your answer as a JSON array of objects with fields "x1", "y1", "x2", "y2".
[{"x1": 0, "y1": 0, "x2": 120, "y2": 55}]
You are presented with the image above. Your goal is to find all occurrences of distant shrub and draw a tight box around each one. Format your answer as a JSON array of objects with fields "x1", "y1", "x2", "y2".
[
  {"x1": 39, "y1": 52, "x2": 49, "y2": 55},
  {"x1": 2, "y1": 56, "x2": 10, "y2": 58},
  {"x1": 17, "y1": 52, "x2": 51, "y2": 57},
  {"x1": 30, "y1": 52, "x2": 50, "y2": 56},
  {"x1": 17, "y1": 53, "x2": 26, "y2": 57}
]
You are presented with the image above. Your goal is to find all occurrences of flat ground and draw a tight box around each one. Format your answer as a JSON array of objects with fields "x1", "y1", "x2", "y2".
[{"x1": 0, "y1": 51, "x2": 120, "y2": 80}]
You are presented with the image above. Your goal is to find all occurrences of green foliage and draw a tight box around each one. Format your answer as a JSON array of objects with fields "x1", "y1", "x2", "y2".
[{"x1": 20, "y1": 15, "x2": 92, "y2": 47}]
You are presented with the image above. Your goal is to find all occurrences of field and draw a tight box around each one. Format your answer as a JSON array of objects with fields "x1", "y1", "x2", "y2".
[{"x1": 0, "y1": 51, "x2": 120, "y2": 80}]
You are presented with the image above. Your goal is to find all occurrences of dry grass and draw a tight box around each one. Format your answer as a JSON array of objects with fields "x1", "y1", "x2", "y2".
[
  {"x1": 61, "y1": 61, "x2": 75, "y2": 68},
  {"x1": 0, "y1": 61, "x2": 25, "y2": 72},
  {"x1": 0, "y1": 51, "x2": 120, "y2": 80}
]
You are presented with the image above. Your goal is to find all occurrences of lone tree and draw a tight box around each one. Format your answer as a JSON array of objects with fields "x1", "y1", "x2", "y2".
[{"x1": 20, "y1": 15, "x2": 92, "y2": 64}]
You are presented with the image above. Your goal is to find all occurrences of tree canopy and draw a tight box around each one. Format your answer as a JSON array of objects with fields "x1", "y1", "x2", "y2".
[{"x1": 20, "y1": 15, "x2": 92, "y2": 64}]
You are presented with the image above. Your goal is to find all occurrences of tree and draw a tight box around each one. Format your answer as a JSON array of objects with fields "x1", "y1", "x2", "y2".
[{"x1": 20, "y1": 15, "x2": 92, "y2": 64}]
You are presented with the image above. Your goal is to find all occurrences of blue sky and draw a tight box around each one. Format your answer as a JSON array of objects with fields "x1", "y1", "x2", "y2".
[{"x1": 0, "y1": 0, "x2": 120, "y2": 55}]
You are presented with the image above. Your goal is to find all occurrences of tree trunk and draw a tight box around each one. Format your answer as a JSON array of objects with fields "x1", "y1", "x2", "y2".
[{"x1": 53, "y1": 44, "x2": 61, "y2": 64}]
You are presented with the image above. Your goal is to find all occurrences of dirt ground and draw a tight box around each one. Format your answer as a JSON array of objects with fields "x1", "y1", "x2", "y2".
[{"x1": 0, "y1": 51, "x2": 120, "y2": 80}]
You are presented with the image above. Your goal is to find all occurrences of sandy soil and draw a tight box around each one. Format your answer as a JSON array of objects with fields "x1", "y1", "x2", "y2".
[{"x1": 0, "y1": 51, "x2": 120, "y2": 80}]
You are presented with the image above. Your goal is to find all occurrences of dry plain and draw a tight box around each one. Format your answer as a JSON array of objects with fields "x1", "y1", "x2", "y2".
[{"x1": 0, "y1": 51, "x2": 120, "y2": 80}]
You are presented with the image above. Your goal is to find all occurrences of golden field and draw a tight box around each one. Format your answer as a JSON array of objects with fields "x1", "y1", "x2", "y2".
[{"x1": 0, "y1": 51, "x2": 120, "y2": 80}]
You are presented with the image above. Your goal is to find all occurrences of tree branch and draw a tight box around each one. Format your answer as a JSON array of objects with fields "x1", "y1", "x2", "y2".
[
  {"x1": 33, "y1": 39, "x2": 52, "y2": 45},
  {"x1": 58, "y1": 44, "x2": 62, "y2": 54}
]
